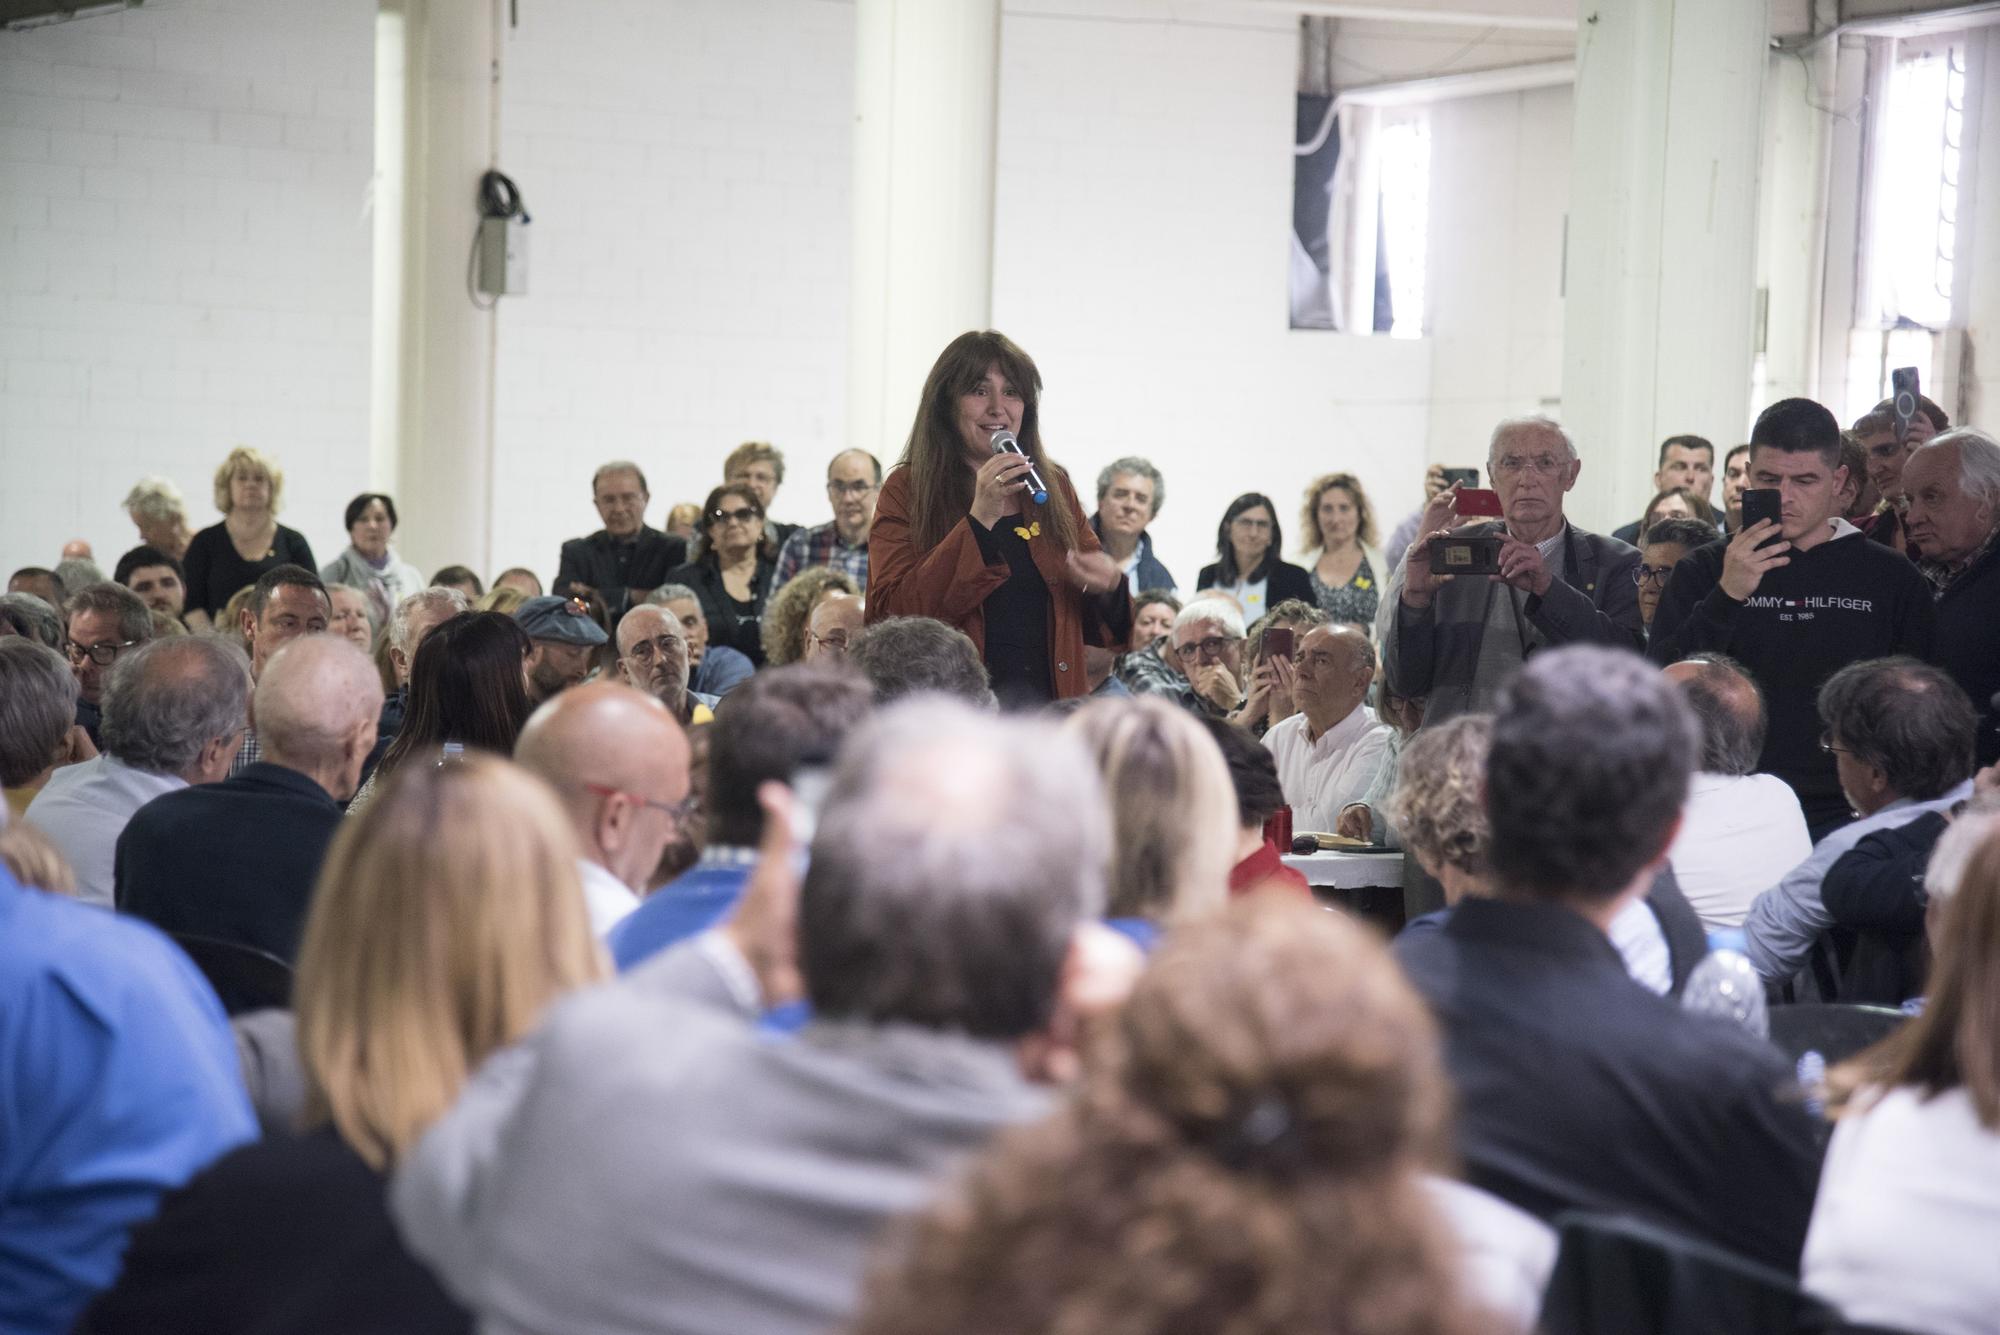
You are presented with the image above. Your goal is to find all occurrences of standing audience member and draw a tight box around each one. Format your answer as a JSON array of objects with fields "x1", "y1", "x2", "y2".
[
  {"x1": 1635, "y1": 517, "x2": 1715, "y2": 632},
  {"x1": 761, "y1": 568, "x2": 859, "y2": 667},
  {"x1": 1261, "y1": 624, "x2": 1390, "y2": 832},
  {"x1": 663, "y1": 502, "x2": 702, "y2": 541},
  {"x1": 180, "y1": 448, "x2": 315, "y2": 630},
  {"x1": 326, "y1": 585, "x2": 373, "y2": 653},
  {"x1": 1299, "y1": 472, "x2": 1385, "y2": 628},
  {"x1": 1719, "y1": 443, "x2": 1751, "y2": 532},
  {"x1": 1659, "y1": 655, "x2": 1813, "y2": 932},
  {"x1": 608, "y1": 664, "x2": 873, "y2": 971},
  {"x1": 1383, "y1": 462, "x2": 1450, "y2": 572},
  {"x1": 513, "y1": 595, "x2": 606, "y2": 706},
  {"x1": 1902, "y1": 427, "x2": 2000, "y2": 766},
  {"x1": 319, "y1": 493, "x2": 424, "y2": 631},
  {"x1": 77, "y1": 756, "x2": 605, "y2": 1335},
  {"x1": 113, "y1": 546, "x2": 186, "y2": 620},
  {"x1": 1198, "y1": 491, "x2": 1314, "y2": 622},
  {"x1": 115, "y1": 637, "x2": 382, "y2": 963},
  {"x1": 847, "y1": 615, "x2": 995, "y2": 708},
  {"x1": 121, "y1": 477, "x2": 193, "y2": 562},
  {"x1": 616, "y1": 604, "x2": 712, "y2": 727},
  {"x1": 1088, "y1": 457, "x2": 1177, "y2": 595},
  {"x1": 63, "y1": 582, "x2": 155, "y2": 745},
  {"x1": 866, "y1": 331, "x2": 1130, "y2": 707},
  {"x1": 514, "y1": 682, "x2": 694, "y2": 937},
  {"x1": 650, "y1": 583, "x2": 755, "y2": 698},
  {"x1": 1632, "y1": 486, "x2": 1719, "y2": 542},
  {"x1": 1744, "y1": 657, "x2": 1977, "y2": 990},
  {"x1": 1611, "y1": 435, "x2": 1718, "y2": 543},
  {"x1": 392, "y1": 701, "x2": 1118, "y2": 1335},
  {"x1": 1064, "y1": 697, "x2": 1238, "y2": 944},
  {"x1": 231, "y1": 565, "x2": 332, "y2": 774},
  {"x1": 666, "y1": 483, "x2": 781, "y2": 668},
  {"x1": 0, "y1": 639, "x2": 81, "y2": 822},
  {"x1": 1805, "y1": 814, "x2": 2000, "y2": 1335},
  {"x1": 724, "y1": 440, "x2": 798, "y2": 548},
  {"x1": 493, "y1": 567, "x2": 543, "y2": 597},
  {"x1": 803, "y1": 592, "x2": 864, "y2": 665},
  {"x1": 1393, "y1": 646, "x2": 1821, "y2": 1271},
  {"x1": 1648, "y1": 398, "x2": 1935, "y2": 839},
  {"x1": 25, "y1": 637, "x2": 249, "y2": 907},
  {"x1": 1383, "y1": 416, "x2": 1642, "y2": 724},
  {"x1": 349, "y1": 611, "x2": 534, "y2": 813},
  {"x1": 554, "y1": 462, "x2": 685, "y2": 618},
  {"x1": 851, "y1": 899, "x2": 1498, "y2": 1335},
  {"x1": 7, "y1": 566, "x2": 64, "y2": 607},
  {"x1": 1198, "y1": 716, "x2": 1312, "y2": 897},
  {"x1": 1, "y1": 861, "x2": 255, "y2": 1335},
  {"x1": 773, "y1": 449, "x2": 880, "y2": 590},
  {"x1": 430, "y1": 566, "x2": 483, "y2": 599},
  {"x1": 1850, "y1": 401, "x2": 1942, "y2": 552}
]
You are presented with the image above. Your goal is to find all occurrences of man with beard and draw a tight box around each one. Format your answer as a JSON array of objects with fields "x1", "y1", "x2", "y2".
[{"x1": 514, "y1": 595, "x2": 607, "y2": 705}]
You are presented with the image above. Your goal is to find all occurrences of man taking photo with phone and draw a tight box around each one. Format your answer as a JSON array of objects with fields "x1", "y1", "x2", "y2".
[
  {"x1": 1381, "y1": 415, "x2": 1644, "y2": 725},
  {"x1": 1648, "y1": 398, "x2": 1935, "y2": 841}
]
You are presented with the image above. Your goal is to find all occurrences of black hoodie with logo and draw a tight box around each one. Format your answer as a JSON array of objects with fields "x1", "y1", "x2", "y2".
[{"x1": 1646, "y1": 525, "x2": 1935, "y2": 839}]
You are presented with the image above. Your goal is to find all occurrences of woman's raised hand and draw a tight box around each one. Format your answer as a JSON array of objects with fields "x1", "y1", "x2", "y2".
[{"x1": 970, "y1": 450, "x2": 1038, "y2": 528}]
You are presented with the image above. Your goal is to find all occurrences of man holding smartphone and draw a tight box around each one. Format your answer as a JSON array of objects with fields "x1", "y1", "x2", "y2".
[
  {"x1": 1647, "y1": 398, "x2": 1935, "y2": 841},
  {"x1": 1381, "y1": 415, "x2": 1644, "y2": 724}
]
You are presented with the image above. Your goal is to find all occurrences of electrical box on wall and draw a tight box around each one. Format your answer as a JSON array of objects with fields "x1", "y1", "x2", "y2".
[{"x1": 477, "y1": 216, "x2": 529, "y2": 296}]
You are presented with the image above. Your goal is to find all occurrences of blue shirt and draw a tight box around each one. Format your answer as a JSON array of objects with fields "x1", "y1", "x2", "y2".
[
  {"x1": 608, "y1": 847, "x2": 758, "y2": 972},
  {"x1": 0, "y1": 869, "x2": 255, "y2": 1333},
  {"x1": 689, "y1": 646, "x2": 754, "y2": 699}
]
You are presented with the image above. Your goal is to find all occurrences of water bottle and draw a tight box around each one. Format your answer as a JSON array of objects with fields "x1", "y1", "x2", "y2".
[{"x1": 1681, "y1": 928, "x2": 1769, "y2": 1038}]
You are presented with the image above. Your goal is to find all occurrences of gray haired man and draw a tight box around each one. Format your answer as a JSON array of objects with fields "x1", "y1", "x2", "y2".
[
  {"x1": 64, "y1": 582, "x2": 155, "y2": 747},
  {"x1": 1090, "y1": 456, "x2": 1176, "y2": 594},
  {"x1": 1381, "y1": 416, "x2": 1643, "y2": 723},
  {"x1": 0, "y1": 638, "x2": 82, "y2": 813},
  {"x1": 393, "y1": 699, "x2": 1139, "y2": 1335},
  {"x1": 24, "y1": 637, "x2": 250, "y2": 906}
]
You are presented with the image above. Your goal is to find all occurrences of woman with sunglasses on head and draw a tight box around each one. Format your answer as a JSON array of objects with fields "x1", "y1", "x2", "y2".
[
  {"x1": 664, "y1": 483, "x2": 780, "y2": 668},
  {"x1": 867, "y1": 330, "x2": 1132, "y2": 709}
]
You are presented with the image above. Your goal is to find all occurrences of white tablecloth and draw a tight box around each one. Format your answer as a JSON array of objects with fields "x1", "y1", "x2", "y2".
[{"x1": 1281, "y1": 849, "x2": 1404, "y2": 890}]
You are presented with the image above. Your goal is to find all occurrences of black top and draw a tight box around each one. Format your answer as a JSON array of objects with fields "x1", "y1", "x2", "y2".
[
  {"x1": 970, "y1": 515, "x2": 1053, "y2": 709},
  {"x1": 1194, "y1": 558, "x2": 1316, "y2": 609},
  {"x1": 1931, "y1": 539, "x2": 2000, "y2": 768},
  {"x1": 1822, "y1": 810, "x2": 1945, "y2": 1004},
  {"x1": 115, "y1": 762, "x2": 344, "y2": 964},
  {"x1": 664, "y1": 554, "x2": 778, "y2": 667},
  {"x1": 1393, "y1": 897, "x2": 1822, "y2": 1273},
  {"x1": 1646, "y1": 531, "x2": 1935, "y2": 840},
  {"x1": 73, "y1": 1126, "x2": 472, "y2": 1335},
  {"x1": 182, "y1": 523, "x2": 318, "y2": 619},
  {"x1": 554, "y1": 525, "x2": 688, "y2": 618}
]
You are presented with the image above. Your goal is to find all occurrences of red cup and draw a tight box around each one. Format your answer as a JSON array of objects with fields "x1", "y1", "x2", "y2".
[{"x1": 1263, "y1": 805, "x2": 1293, "y2": 851}]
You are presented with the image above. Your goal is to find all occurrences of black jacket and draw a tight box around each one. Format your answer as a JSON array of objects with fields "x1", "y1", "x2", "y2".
[
  {"x1": 1393, "y1": 898, "x2": 1823, "y2": 1273},
  {"x1": 1194, "y1": 558, "x2": 1315, "y2": 609},
  {"x1": 1931, "y1": 539, "x2": 2000, "y2": 768},
  {"x1": 665, "y1": 554, "x2": 779, "y2": 667},
  {"x1": 115, "y1": 763, "x2": 343, "y2": 964},
  {"x1": 1821, "y1": 810, "x2": 1945, "y2": 1005},
  {"x1": 555, "y1": 525, "x2": 688, "y2": 617}
]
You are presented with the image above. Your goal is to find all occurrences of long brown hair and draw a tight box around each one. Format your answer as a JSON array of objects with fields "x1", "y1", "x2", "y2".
[
  {"x1": 853, "y1": 897, "x2": 1487, "y2": 1335},
  {"x1": 894, "y1": 330, "x2": 1080, "y2": 555},
  {"x1": 1829, "y1": 816, "x2": 2000, "y2": 1127}
]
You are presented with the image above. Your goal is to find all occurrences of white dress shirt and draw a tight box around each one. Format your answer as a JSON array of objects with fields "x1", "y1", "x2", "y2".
[
  {"x1": 1805, "y1": 1085, "x2": 2000, "y2": 1335},
  {"x1": 1667, "y1": 773, "x2": 1815, "y2": 932},
  {"x1": 577, "y1": 857, "x2": 639, "y2": 937},
  {"x1": 1263, "y1": 704, "x2": 1391, "y2": 833},
  {"x1": 23, "y1": 755, "x2": 187, "y2": 908}
]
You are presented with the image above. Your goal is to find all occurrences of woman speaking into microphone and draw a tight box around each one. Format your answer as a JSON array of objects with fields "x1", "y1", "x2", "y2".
[{"x1": 868, "y1": 330, "x2": 1133, "y2": 709}]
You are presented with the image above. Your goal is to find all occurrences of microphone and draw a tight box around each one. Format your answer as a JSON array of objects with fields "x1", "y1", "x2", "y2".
[{"x1": 990, "y1": 429, "x2": 1049, "y2": 505}]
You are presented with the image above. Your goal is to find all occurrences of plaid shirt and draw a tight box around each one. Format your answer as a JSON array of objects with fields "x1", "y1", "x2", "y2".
[
  {"x1": 773, "y1": 521, "x2": 869, "y2": 591},
  {"x1": 1115, "y1": 637, "x2": 1225, "y2": 718},
  {"x1": 1921, "y1": 526, "x2": 1999, "y2": 600},
  {"x1": 230, "y1": 726, "x2": 260, "y2": 775}
]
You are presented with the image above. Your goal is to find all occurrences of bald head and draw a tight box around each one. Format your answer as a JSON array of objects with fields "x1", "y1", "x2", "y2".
[
  {"x1": 804, "y1": 592, "x2": 863, "y2": 663},
  {"x1": 515, "y1": 680, "x2": 693, "y2": 889},
  {"x1": 253, "y1": 634, "x2": 386, "y2": 799},
  {"x1": 1665, "y1": 655, "x2": 1766, "y2": 776},
  {"x1": 615, "y1": 604, "x2": 690, "y2": 707},
  {"x1": 1295, "y1": 623, "x2": 1375, "y2": 728}
]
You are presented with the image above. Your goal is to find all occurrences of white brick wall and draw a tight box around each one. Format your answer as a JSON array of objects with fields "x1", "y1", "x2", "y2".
[{"x1": 0, "y1": 0, "x2": 374, "y2": 579}]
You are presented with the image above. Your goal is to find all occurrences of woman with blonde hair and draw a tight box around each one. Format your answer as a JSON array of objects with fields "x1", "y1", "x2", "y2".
[
  {"x1": 852, "y1": 897, "x2": 1496, "y2": 1335},
  {"x1": 1300, "y1": 471, "x2": 1386, "y2": 628},
  {"x1": 76, "y1": 755, "x2": 604, "y2": 1334},
  {"x1": 1064, "y1": 696, "x2": 1238, "y2": 946},
  {"x1": 179, "y1": 447, "x2": 316, "y2": 630},
  {"x1": 760, "y1": 566, "x2": 859, "y2": 666}
]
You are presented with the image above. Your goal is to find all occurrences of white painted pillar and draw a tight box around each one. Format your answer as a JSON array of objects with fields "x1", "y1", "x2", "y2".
[
  {"x1": 1954, "y1": 28, "x2": 2000, "y2": 428},
  {"x1": 847, "y1": 0, "x2": 1001, "y2": 462},
  {"x1": 1560, "y1": 0, "x2": 1769, "y2": 532},
  {"x1": 379, "y1": 0, "x2": 501, "y2": 578}
]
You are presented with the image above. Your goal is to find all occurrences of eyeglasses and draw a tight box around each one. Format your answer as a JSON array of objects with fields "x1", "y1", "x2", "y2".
[
  {"x1": 1176, "y1": 635, "x2": 1243, "y2": 661},
  {"x1": 806, "y1": 629, "x2": 851, "y2": 654},
  {"x1": 1632, "y1": 564, "x2": 1675, "y2": 587},
  {"x1": 711, "y1": 506, "x2": 761, "y2": 525},
  {"x1": 1229, "y1": 517, "x2": 1273, "y2": 531},
  {"x1": 582, "y1": 781, "x2": 699, "y2": 826},
  {"x1": 826, "y1": 480, "x2": 876, "y2": 498},
  {"x1": 625, "y1": 634, "x2": 686, "y2": 663},
  {"x1": 1818, "y1": 733, "x2": 1857, "y2": 757},
  {"x1": 1491, "y1": 454, "x2": 1568, "y2": 476},
  {"x1": 65, "y1": 639, "x2": 137, "y2": 666}
]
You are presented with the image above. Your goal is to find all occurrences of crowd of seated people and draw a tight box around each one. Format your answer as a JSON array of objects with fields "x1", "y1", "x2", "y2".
[{"x1": 6, "y1": 337, "x2": 2000, "y2": 1334}]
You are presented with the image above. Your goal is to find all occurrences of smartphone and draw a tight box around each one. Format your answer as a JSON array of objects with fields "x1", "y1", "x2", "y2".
[
  {"x1": 1440, "y1": 467, "x2": 1480, "y2": 489},
  {"x1": 1740, "y1": 488, "x2": 1782, "y2": 545},
  {"x1": 1890, "y1": 366, "x2": 1921, "y2": 442},
  {"x1": 1455, "y1": 487, "x2": 1504, "y2": 518},
  {"x1": 1262, "y1": 626, "x2": 1295, "y2": 662}
]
